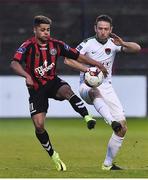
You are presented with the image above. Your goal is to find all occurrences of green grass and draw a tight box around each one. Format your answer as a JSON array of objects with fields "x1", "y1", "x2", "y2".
[{"x1": 0, "y1": 117, "x2": 148, "y2": 178}]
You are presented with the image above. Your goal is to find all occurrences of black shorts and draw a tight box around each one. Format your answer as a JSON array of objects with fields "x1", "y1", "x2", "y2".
[{"x1": 28, "y1": 76, "x2": 69, "y2": 117}]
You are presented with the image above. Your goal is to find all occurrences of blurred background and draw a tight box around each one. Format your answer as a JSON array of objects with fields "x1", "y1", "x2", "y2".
[{"x1": 0, "y1": 0, "x2": 147, "y2": 117}]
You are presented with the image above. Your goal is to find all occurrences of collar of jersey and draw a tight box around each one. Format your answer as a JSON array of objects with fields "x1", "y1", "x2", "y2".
[{"x1": 95, "y1": 35, "x2": 108, "y2": 45}]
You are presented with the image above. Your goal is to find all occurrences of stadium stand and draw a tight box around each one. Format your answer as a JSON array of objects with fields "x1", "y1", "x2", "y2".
[{"x1": 0, "y1": 0, "x2": 148, "y2": 75}]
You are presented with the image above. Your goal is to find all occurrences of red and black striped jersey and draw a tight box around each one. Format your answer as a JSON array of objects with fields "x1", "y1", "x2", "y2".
[{"x1": 13, "y1": 37, "x2": 79, "y2": 90}]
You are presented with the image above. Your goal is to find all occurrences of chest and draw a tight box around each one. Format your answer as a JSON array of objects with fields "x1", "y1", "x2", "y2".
[{"x1": 86, "y1": 43, "x2": 116, "y2": 62}]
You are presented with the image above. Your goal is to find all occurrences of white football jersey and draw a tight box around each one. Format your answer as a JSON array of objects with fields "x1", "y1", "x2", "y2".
[{"x1": 76, "y1": 36, "x2": 122, "y2": 84}]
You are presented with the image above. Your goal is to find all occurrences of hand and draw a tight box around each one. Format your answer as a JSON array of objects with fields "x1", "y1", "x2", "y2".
[
  {"x1": 110, "y1": 33, "x2": 124, "y2": 46},
  {"x1": 98, "y1": 66, "x2": 108, "y2": 78},
  {"x1": 26, "y1": 75, "x2": 34, "y2": 88}
]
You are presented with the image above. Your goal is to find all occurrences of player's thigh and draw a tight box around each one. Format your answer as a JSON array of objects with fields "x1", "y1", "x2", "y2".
[
  {"x1": 56, "y1": 84, "x2": 74, "y2": 100},
  {"x1": 99, "y1": 84, "x2": 125, "y2": 121},
  {"x1": 52, "y1": 77, "x2": 73, "y2": 100},
  {"x1": 29, "y1": 90, "x2": 48, "y2": 117},
  {"x1": 79, "y1": 83, "x2": 93, "y2": 104}
]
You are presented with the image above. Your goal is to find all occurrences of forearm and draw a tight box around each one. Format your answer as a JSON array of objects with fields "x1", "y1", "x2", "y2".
[
  {"x1": 64, "y1": 58, "x2": 88, "y2": 72},
  {"x1": 110, "y1": 33, "x2": 141, "y2": 53},
  {"x1": 122, "y1": 42, "x2": 141, "y2": 53},
  {"x1": 77, "y1": 54, "x2": 105, "y2": 70},
  {"x1": 10, "y1": 61, "x2": 30, "y2": 78}
]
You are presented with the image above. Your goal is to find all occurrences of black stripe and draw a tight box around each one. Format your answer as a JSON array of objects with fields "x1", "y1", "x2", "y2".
[{"x1": 30, "y1": 44, "x2": 42, "y2": 87}]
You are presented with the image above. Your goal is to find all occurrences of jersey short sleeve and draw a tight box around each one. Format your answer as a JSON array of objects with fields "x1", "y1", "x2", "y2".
[
  {"x1": 110, "y1": 38, "x2": 122, "y2": 52},
  {"x1": 76, "y1": 41, "x2": 88, "y2": 55},
  {"x1": 115, "y1": 44, "x2": 122, "y2": 52},
  {"x1": 13, "y1": 40, "x2": 31, "y2": 63}
]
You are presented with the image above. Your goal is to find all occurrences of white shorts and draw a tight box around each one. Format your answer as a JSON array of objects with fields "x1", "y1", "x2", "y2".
[{"x1": 79, "y1": 82, "x2": 125, "y2": 121}]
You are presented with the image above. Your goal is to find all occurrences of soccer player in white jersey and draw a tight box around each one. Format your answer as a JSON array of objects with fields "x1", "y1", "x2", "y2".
[{"x1": 65, "y1": 14, "x2": 141, "y2": 170}]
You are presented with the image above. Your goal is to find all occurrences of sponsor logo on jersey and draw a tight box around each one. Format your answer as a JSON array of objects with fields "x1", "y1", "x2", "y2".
[
  {"x1": 64, "y1": 44, "x2": 70, "y2": 51},
  {"x1": 49, "y1": 48, "x2": 57, "y2": 56},
  {"x1": 17, "y1": 47, "x2": 26, "y2": 54},
  {"x1": 40, "y1": 47, "x2": 47, "y2": 50},
  {"x1": 91, "y1": 51, "x2": 97, "y2": 54},
  {"x1": 105, "y1": 48, "x2": 111, "y2": 55},
  {"x1": 35, "y1": 60, "x2": 55, "y2": 76},
  {"x1": 77, "y1": 45, "x2": 83, "y2": 51}
]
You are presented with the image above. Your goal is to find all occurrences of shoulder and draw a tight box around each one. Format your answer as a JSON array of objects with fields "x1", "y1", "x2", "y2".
[
  {"x1": 108, "y1": 38, "x2": 118, "y2": 47},
  {"x1": 83, "y1": 36, "x2": 96, "y2": 44},
  {"x1": 19, "y1": 37, "x2": 35, "y2": 49},
  {"x1": 49, "y1": 37, "x2": 64, "y2": 45},
  {"x1": 49, "y1": 37, "x2": 73, "y2": 52},
  {"x1": 16, "y1": 38, "x2": 34, "y2": 54},
  {"x1": 77, "y1": 36, "x2": 95, "y2": 51}
]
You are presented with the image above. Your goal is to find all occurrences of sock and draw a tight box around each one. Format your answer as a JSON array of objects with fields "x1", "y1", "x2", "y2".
[
  {"x1": 35, "y1": 130, "x2": 54, "y2": 157},
  {"x1": 69, "y1": 94, "x2": 88, "y2": 117},
  {"x1": 103, "y1": 133, "x2": 124, "y2": 166},
  {"x1": 93, "y1": 98, "x2": 114, "y2": 125}
]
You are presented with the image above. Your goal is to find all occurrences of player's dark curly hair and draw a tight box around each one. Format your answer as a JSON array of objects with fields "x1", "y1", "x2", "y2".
[
  {"x1": 33, "y1": 15, "x2": 52, "y2": 26},
  {"x1": 95, "y1": 14, "x2": 112, "y2": 26}
]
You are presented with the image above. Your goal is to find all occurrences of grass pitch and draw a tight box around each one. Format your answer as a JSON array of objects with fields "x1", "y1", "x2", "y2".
[{"x1": 0, "y1": 117, "x2": 148, "y2": 178}]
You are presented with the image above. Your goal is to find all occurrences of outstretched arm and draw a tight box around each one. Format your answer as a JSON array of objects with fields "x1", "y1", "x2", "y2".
[
  {"x1": 10, "y1": 61, "x2": 34, "y2": 87},
  {"x1": 110, "y1": 33, "x2": 141, "y2": 53},
  {"x1": 64, "y1": 58, "x2": 88, "y2": 72},
  {"x1": 76, "y1": 54, "x2": 108, "y2": 77}
]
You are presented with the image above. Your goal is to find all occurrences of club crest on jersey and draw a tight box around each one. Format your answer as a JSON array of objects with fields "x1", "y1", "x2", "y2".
[
  {"x1": 49, "y1": 48, "x2": 57, "y2": 56},
  {"x1": 105, "y1": 48, "x2": 111, "y2": 55}
]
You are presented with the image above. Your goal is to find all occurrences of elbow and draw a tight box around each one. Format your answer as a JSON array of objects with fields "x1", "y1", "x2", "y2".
[
  {"x1": 64, "y1": 58, "x2": 69, "y2": 65},
  {"x1": 135, "y1": 45, "x2": 141, "y2": 52},
  {"x1": 10, "y1": 61, "x2": 15, "y2": 69},
  {"x1": 130, "y1": 45, "x2": 141, "y2": 53},
  {"x1": 10, "y1": 60, "x2": 18, "y2": 70},
  {"x1": 77, "y1": 54, "x2": 83, "y2": 63}
]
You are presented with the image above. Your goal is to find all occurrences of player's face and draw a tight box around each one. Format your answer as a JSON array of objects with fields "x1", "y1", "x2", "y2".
[
  {"x1": 34, "y1": 24, "x2": 50, "y2": 44},
  {"x1": 95, "y1": 21, "x2": 112, "y2": 41}
]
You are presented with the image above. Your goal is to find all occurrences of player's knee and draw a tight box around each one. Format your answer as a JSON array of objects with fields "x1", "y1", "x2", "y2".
[
  {"x1": 122, "y1": 125, "x2": 128, "y2": 136},
  {"x1": 34, "y1": 121, "x2": 45, "y2": 133},
  {"x1": 35, "y1": 125, "x2": 45, "y2": 133},
  {"x1": 57, "y1": 84, "x2": 73, "y2": 100},
  {"x1": 112, "y1": 120, "x2": 127, "y2": 137},
  {"x1": 116, "y1": 124, "x2": 127, "y2": 137},
  {"x1": 89, "y1": 88, "x2": 101, "y2": 100}
]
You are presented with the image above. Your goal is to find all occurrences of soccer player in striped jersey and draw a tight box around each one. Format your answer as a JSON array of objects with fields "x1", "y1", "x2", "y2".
[
  {"x1": 65, "y1": 14, "x2": 141, "y2": 170},
  {"x1": 10, "y1": 15, "x2": 108, "y2": 171}
]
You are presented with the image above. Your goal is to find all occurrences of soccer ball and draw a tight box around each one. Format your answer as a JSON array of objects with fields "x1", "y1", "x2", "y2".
[{"x1": 84, "y1": 67, "x2": 104, "y2": 87}]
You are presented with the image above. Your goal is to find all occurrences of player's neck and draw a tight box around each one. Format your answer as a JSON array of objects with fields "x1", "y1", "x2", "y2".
[
  {"x1": 36, "y1": 38, "x2": 48, "y2": 46},
  {"x1": 95, "y1": 35, "x2": 108, "y2": 44}
]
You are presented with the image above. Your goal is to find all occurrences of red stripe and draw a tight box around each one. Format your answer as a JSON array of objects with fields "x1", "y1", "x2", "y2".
[
  {"x1": 41, "y1": 45, "x2": 49, "y2": 82},
  {"x1": 34, "y1": 43, "x2": 47, "y2": 85},
  {"x1": 13, "y1": 39, "x2": 32, "y2": 62}
]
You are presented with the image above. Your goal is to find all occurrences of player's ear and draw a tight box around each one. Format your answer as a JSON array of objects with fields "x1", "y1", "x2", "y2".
[
  {"x1": 94, "y1": 25, "x2": 97, "y2": 33},
  {"x1": 110, "y1": 26, "x2": 113, "y2": 33},
  {"x1": 33, "y1": 27, "x2": 36, "y2": 34}
]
